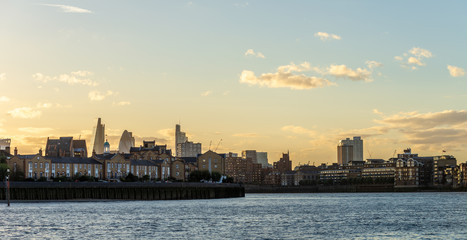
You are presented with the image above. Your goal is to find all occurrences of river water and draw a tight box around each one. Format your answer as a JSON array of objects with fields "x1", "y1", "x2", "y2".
[{"x1": 1, "y1": 192, "x2": 466, "y2": 239}]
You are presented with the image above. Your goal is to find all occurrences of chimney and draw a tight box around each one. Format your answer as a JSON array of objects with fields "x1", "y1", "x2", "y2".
[
  {"x1": 39, "y1": 148, "x2": 43, "y2": 156},
  {"x1": 14, "y1": 147, "x2": 18, "y2": 156}
]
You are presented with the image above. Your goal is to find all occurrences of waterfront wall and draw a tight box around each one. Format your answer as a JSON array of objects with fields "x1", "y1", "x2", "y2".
[
  {"x1": 0, "y1": 182, "x2": 245, "y2": 201},
  {"x1": 244, "y1": 184, "x2": 467, "y2": 193}
]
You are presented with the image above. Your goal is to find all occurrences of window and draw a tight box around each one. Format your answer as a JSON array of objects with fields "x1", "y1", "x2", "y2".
[
  {"x1": 35, "y1": 163, "x2": 37, "y2": 168},
  {"x1": 40, "y1": 163, "x2": 43, "y2": 168},
  {"x1": 176, "y1": 164, "x2": 179, "y2": 169}
]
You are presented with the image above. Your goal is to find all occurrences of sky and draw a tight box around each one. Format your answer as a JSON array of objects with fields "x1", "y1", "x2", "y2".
[{"x1": 1, "y1": 1, "x2": 467, "y2": 167}]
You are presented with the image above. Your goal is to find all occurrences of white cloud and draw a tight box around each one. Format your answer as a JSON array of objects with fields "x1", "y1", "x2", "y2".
[
  {"x1": 41, "y1": 4, "x2": 92, "y2": 13},
  {"x1": 114, "y1": 101, "x2": 131, "y2": 106},
  {"x1": 447, "y1": 65, "x2": 465, "y2": 77},
  {"x1": 232, "y1": 133, "x2": 259, "y2": 138},
  {"x1": 234, "y1": 2, "x2": 249, "y2": 8},
  {"x1": 201, "y1": 90, "x2": 212, "y2": 96},
  {"x1": 0, "y1": 96, "x2": 10, "y2": 102},
  {"x1": 88, "y1": 90, "x2": 115, "y2": 101},
  {"x1": 240, "y1": 61, "x2": 379, "y2": 90},
  {"x1": 327, "y1": 64, "x2": 372, "y2": 82},
  {"x1": 314, "y1": 32, "x2": 341, "y2": 41},
  {"x1": 366, "y1": 61, "x2": 383, "y2": 69},
  {"x1": 240, "y1": 70, "x2": 335, "y2": 90},
  {"x1": 281, "y1": 125, "x2": 316, "y2": 137},
  {"x1": 395, "y1": 47, "x2": 433, "y2": 69},
  {"x1": 277, "y1": 62, "x2": 312, "y2": 73},
  {"x1": 373, "y1": 110, "x2": 467, "y2": 151},
  {"x1": 373, "y1": 109, "x2": 383, "y2": 115},
  {"x1": 33, "y1": 71, "x2": 98, "y2": 86},
  {"x1": 36, "y1": 103, "x2": 53, "y2": 109},
  {"x1": 7, "y1": 107, "x2": 42, "y2": 119},
  {"x1": 0, "y1": 73, "x2": 5, "y2": 81},
  {"x1": 244, "y1": 49, "x2": 266, "y2": 59},
  {"x1": 18, "y1": 127, "x2": 54, "y2": 134}
]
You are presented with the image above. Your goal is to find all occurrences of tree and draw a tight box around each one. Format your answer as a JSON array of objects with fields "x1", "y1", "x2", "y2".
[
  {"x1": 122, "y1": 173, "x2": 138, "y2": 182},
  {"x1": 188, "y1": 170, "x2": 211, "y2": 182},
  {"x1": 211, "y1": 172, "x2": 222, "y2": 182},
  {"x1": 142, "y1": 175, "x2": 150, "y2": 182},
  {"x1": 10, "y1": 170, "x2": 25, "y2": 181},
  {"x1": 0, "y1": 163, "x2": 9, "y2": 181}
]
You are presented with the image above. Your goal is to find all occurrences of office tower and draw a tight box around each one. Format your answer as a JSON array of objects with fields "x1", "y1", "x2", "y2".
[{"x1": 93, "y1": 118, "x2": 105, "y2": 154}]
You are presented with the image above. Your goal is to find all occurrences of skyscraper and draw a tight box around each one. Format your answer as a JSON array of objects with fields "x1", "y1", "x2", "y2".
[
  {"x1": 175, "y1": 124, "x2": 201, "y2": 157},
  {"x1": 93, "y1": 118, "x2": 105, "y2": 154},
  {"x1": 118, "y1": 130, "x2": 135, "y2": 154},
  {"x1": 337, "y1": 136, "x2": 363, "y2": 165}
]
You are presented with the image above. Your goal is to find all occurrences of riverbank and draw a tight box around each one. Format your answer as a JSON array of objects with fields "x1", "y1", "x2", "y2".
[
  {"x1": 244, "y1": 184, "x2": 467, "y2": 193},
  {"x1": 0, "y1": 182, "x2": 245, "y2": 201}
]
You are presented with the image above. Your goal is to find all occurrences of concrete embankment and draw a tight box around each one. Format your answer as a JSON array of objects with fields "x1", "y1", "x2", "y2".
[
  {"x1": 0, "y1": 182, "x2": 245, "y2": 201},
  {"x1": 244, "y1": 184, "x2": 394, "y2": 193},
  {"x1": 244, "y1": 184, "x2": 467, "y2": 193}
]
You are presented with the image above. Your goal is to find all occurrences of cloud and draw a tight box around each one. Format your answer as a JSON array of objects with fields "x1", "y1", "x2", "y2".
[
  {"x1": 41, "y1": 4, "x2": 92, "y2": 13},
  {"x1": 362, "y1": 110, "x2": 467, "y2": 152},
  {"x1": 366, "y1": 61, "x2": 383, "y2": 69},
  {"x1": 88, "y1": 90, "x2": 115, "y2": 101},
  {"x1": 376, "y1": 110, "x2": 467, "y2": 130},
  {"x1": 314, "y1": 32, "x2": 341, "y2": 41},
  {"x1": 0, "y1": 73, "x2": 5, "y2": 81},
  {"x1": 447, "y1": 65, "x2": 465, "y2": 77},
  {"x1": 373, "y1": 109, "x2": 383, "y2": 115},
  {"x1": 281, "y1": 125, "x2": 316, "y2": 137},
  {"x1": 18, "y1": 127, "x2": 54, "y2": 134},
  {"x1": 0, "y1": 96, "x2": 10, "y2": 102},
  {"x1": 234, "y1": 2, "x2": 249, "y2": 8},
  {"x1": 33, "y1": 71, "x2": 98, "y2": 86},
  {"x1": 277, "y1": 62, "x2": 313, "y2": 73},
  {"x1": 232, "y1": 133, "x2": 259, "y2": 138},
  {"x1": 36, "y1": 103, "x2": 53, "y2": 109},
  {"x1": 327, "y1": 64, "x2": 372, "y2": 82},
  {"x1": 201, "y1": 90, "x2": 212, "y2": 96},
  {"x1": 240, "y1": 60, "x2": 380, "y2": 89},
  {"x1": 395, "y1": 47, "x2": 433, "y2": 70},
  {"x1": 245, "y1": 49, "x2": 266, "y2": 59},
  {"x1": 240, "y1": 70, "x2": 335, "y2": 90},
  {"x1": 7, "y1": 107, "x2": 42, "y2": 119},
  {"x1": 114, "y1": 101, "x2": 131, "y2": 106}
]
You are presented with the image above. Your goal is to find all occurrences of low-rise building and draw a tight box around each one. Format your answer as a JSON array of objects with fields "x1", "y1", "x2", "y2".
[
  {"x1": 197, "y1": 150, "x2": 225, "y2": 175},
  {"x1": 395, "y1": 158, "x2": 422, "y2": 187}
]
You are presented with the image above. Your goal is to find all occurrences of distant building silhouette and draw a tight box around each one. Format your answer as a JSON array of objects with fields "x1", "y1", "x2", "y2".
[
  {"x1": 175, "y1": 124, "x2": 201, "y2": 157},
  {"x1": 45, "y1": 137, "x2": 87, "y2": 158},
  {"x1": 337, "y1": 136, "x2": 363, "y2": 165},
  {"x1": 118, "y1": 130, "x2": 135, "y2": 154},
  {"x1": 93, "y1": 118, "x2": 105, "y2": 154}
]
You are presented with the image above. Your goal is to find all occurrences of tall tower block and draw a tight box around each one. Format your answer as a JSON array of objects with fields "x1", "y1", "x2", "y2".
[{"x1": 93, "y1": 118, "x2": 105, "y2": 154}]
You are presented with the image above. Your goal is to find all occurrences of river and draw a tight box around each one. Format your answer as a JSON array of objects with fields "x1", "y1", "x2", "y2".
[{"x1": 1, "y1": 192, "x2": 466, "y2": 239}]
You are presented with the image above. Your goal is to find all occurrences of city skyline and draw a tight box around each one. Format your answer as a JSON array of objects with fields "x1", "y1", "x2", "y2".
[{"x1": 1, "y1": 1, "x2": 467, "y2": 166}]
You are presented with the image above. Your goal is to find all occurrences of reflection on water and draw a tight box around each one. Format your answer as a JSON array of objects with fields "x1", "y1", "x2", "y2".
[{"x1": 1, "y1": 193, "x2": 467, "y2": 239}]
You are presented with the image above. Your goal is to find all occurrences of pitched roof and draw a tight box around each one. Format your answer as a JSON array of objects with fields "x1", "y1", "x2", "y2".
[
  {"x1": 72, "y1": 140, "x2": 87, "y2": 149},
  {"x1": 15, "y1": 154, "x2": 37, "y2": 159},
  {"x1": 180, "y1": 157, "x2": 197, "y2": 163},
  {"x1": 47, "y1": 157, "x2": 102, "y2": 164},
  {"x1": 93, "y1": 153, "x2": 118, "y2": 160}
]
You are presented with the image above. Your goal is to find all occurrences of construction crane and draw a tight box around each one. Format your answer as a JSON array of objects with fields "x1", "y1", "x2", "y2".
[
  {"x1": 215, "y1": 139, "x2": 222, "y2": 152},
  {"x1": 392, "y1": 150, "x2": 397, "y2": 158}
]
